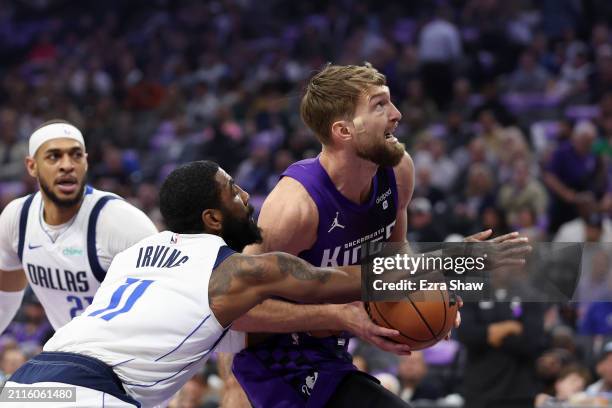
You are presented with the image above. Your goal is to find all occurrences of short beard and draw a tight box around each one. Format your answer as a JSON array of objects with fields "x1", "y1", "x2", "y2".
[
  {"x1": 356, "y1": 140, "x2": 405, "y2": 167},
  {"x1": 39, "y1": 179, "x2": 85, "y2": 208},
  {"x1": 220, "y1": 205, "x2": 263, "y2": 252}
]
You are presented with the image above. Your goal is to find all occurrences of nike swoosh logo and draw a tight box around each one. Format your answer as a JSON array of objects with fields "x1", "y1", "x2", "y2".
[{"x1": 28, "y1": 244, "x2": 43, "y2": 250}]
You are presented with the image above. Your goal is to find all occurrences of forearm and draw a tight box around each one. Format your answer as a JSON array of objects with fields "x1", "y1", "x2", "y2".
[
  {"x1": 233, "y1": 298, "x2": 342, "y2": 332},
  {"x1": 0, "y1": 289, "x2": 24, "y2": 333},
  {"x1": 262, "y1": 252, "x2": 362, "y2": 304}
]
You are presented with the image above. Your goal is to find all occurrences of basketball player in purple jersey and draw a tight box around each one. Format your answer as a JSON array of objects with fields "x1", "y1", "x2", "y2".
[
  {"x1": 215, "y1": 63, "x2": 414, "y2": 407},
  {"x1": 221, "y1": 64, "x2": 511, "y2": 407}
]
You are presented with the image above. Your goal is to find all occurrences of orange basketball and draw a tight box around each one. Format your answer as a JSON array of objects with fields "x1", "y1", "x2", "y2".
[{"x1": 365, "y1": 290, "x2": 458, "y2": 350}]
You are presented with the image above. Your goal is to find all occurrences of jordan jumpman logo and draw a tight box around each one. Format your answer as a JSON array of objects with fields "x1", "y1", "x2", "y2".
[{"x1": 328, "y1": 212, "x2": 345, "y2": 233}]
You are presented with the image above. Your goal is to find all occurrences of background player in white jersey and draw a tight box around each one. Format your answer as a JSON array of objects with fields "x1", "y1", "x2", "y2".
[
  {"x1": 5, "y1": 160, "x2": 368, "y2": 408},
  {"x1": 0, "y1": 119, "x2": 157, "y2": 331}
]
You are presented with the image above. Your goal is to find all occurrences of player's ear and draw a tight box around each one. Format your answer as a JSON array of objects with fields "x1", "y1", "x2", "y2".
[
  {"x1": 202, "y1": 208, "x2": 223, "y2": 234},
  {"x1": 331, "y1": 120, "x2": 353, "y2": 143},
  {"x1": 25, "y1": 156, "x2": 37, "y2": 178}
]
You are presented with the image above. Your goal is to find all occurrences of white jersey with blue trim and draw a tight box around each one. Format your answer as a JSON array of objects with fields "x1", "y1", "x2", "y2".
[
  {"x1": 0, "y1": 185, "x2": 158, "y2": 330},
  {"x1": 44, "y1": 231, "x2": 245, "y2": 408},
  {"x1": 18, "y1": 187, "x2": 121, "y2": 329}
]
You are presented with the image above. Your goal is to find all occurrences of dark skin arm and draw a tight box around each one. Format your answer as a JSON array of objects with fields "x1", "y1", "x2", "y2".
[{"x1": 209, "y1": 252, "x2": 361, "y2": 328}]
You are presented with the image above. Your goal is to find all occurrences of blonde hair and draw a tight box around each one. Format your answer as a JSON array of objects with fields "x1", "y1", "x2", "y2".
[{"x1": 300, "y1": 63, "x2": 386, "y2": 144}]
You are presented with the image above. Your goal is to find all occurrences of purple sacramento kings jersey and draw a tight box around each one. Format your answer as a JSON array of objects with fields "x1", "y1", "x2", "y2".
[{"x1": 233, "y1": 157, "x2": 399, "y2": 408}]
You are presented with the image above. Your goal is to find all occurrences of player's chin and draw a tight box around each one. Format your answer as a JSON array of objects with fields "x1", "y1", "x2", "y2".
[
  {"x1": 54, "y1": 183, "x2": 84, "y2": 205},
  {"x1": 54, "y1": 186, "x2": 80, "y2": 200},
  {"x1": 383, "y1": 144, "x2": 405, "y2": 166}
]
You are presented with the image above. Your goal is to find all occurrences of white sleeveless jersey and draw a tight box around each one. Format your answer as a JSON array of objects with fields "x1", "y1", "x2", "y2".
[
  {"x1": 45, "y1": 231, "x2": 243, "y2": 408},
  {"x1": 18, "y1": 186, "x2": 120, "y2": 329}
]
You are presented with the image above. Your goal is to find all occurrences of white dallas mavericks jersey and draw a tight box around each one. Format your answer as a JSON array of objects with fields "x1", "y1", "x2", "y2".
[
  {"x1": 45, "y1": 231, "x2": 242, "y2": 408},
  {"x1": 19, "y1": 186, "x2": 119, "y2": 329}
]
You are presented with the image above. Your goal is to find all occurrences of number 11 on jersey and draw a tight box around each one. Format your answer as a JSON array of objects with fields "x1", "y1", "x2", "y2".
[{"x1": 88, "y1": 278, "x2": 154, "y2": 321}]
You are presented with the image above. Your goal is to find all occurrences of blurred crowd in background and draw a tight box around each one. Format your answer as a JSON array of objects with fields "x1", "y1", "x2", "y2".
[{"x1": 1, "y1": 0, "x2": 612, "y2": 406}]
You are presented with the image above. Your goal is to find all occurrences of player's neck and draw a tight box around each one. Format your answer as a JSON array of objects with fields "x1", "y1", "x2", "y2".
[
  {"x1": 320, "y1": 147, "x2": 378, "y2": 204},
  {"x1": 42, "y1": 198, "x2": 82, "y2": 225}
]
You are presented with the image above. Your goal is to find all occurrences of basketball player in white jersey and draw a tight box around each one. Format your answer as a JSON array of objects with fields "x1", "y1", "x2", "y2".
[
  {"x1": 0, "y1": 119, "x2": 157, "y2": 332},
  {"x1": 4, "y1": 161, "x2": 366, "y2": 408}
]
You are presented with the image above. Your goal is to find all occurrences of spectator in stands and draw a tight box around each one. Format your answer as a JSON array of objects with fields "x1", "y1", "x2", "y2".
[
  {"x1": 402, "y1": 78, "x2": 439, "y2": 125},
  {"x1": 577, "y1": 250, "x2": 611, "y2": 304},
  {"x1": 586, "y1": 342, "x2": 612, "y2": 395},
  {"x1": 458, "y1": 294, "x2": 547, "y2": 408},
  {"x1": 414, "y1": 137, "x2": 457, "y2": 192},
  {"x1": 445, "y1": 108, "x2": 474, "y2": 153},
  {"x1": 449, "y1": 78, "x2": 474, "y2": 121},
  {"x1": 397, "y1": 351, "x2": 444, "y2": 403},
  {"x1": 418, "y1": 5, "x2": 462, "y2": 110},
  {"x1": 475, "y1": 110, "x2": 505, "y2": 160},
  {"x1": 535, "y1": 364, "x2": 592, "y2": 407},
  {"x1": 480, "y1": 206, "x2": 511, "y2": 236},
  {"x1": 0, "y1": 108, "x2": 27, "y2": 182},
  {"x1": 553, "y1": 200, "x2": 612, "y2": 242},
  {"x1": 579, "y1": 251, "x2": 612, "y2": 334},
  {"x1": 407, "y1": 197, "x2": 445, "y2": 242},
  {"x1": 555, "y1": 42, "x2": 592, "y2": 103},
  {"x1": 498, "y1": 159, "x2": 549, "y2": 229},
  {"x1": 507, "y1": 50, "x2": 551, "y2": 94},
  {"x1": 544, "y1": 120, "x2": 602, "y2": 233},
  {"x1": 513, "y1": 206, "x2": 546, "y2": 241},
  {"x1": 450, "y1": 163, "x2": 497, "y2": 235},
  {"x1": 472, "y1": 81, "x2": 514, "y2": 126},
  {"x1": 265, "y1": 148, "x2": 294, "y2": 194},
  {"x1": 497, "y1": 127, "x2": 534, "y2": 184},
  {"x1": 0, "y1": 346, "x2": 26, "y2": 387},
  {"x1": 234, "y1": 143, "x2": 272, "y2": 197},
  {"x1": 536, "y1": 348, "x2": 577, "y2": 396},
  {"x1": 413, "y1": 162, "x2": 446, "y2": 209}
]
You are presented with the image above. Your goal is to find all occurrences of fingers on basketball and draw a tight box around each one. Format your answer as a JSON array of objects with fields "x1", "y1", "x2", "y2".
[{"x1": 364, "y1": 290, "x2": 458, "y2": 351}]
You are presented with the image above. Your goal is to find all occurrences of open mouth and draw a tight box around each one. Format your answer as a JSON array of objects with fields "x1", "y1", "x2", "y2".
[
  {"x1": 384, "y1": 131, "x2": 398, "y2": 143},
  {"x1": 56, "y1": 177, "x2": 79, "y2": 194}
]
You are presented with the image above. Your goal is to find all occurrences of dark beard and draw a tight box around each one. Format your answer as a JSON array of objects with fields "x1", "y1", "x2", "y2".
[
  {"x1": 39, "y1": 178, "x2": 85, "y2": 208},
  {"x1": 356, "y1": 139, "x2": 405, "y2": 167},
  {"x1": 220, "y1": 205, "x2": 263, "y2": 252}
]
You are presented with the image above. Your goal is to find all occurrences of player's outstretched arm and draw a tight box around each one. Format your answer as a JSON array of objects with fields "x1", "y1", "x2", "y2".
[{"x1": 209, "y1": 252, "x2": 361, "y2": 328}]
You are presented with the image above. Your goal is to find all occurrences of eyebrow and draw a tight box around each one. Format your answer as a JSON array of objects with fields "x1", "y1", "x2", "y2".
[
  {"x1": 368, "y1": 92, "x2": 388, "y2": 103},
  {"x1": 44, "y1": 147, "x2": 84, "y2": 154}
]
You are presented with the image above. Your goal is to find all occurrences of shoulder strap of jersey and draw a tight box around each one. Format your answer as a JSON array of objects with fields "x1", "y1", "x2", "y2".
[
  {"x1": 17, "y1": 194, "x2": 36, "y2": 262},
  {"x1": 382, "y1": 166, "x2": 399, "y2": 211},
  {"x1": 87, "y1": 195, "x2": 119, "y2": 283},
  {"x1": 213, "y1": 245, "x2": 235, "y2": 269}
]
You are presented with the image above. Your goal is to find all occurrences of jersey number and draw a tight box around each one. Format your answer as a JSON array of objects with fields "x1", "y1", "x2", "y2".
[
  {"x1": 66, "y1": 296, "x2": 94, "y2": 319},
  {"x1": 88, "y1": 278, "x2": 154, "y2": 321}
]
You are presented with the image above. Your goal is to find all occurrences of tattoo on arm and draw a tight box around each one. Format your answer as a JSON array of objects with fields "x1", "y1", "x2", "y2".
[
  {"x1": 209, "y1": 255, "x2": 272, "y2": 300},
  {"x1": 209, "y1": 253, "x2": 331, "y2": 300},
  {"x1": 276, "y1": 254, "x2": 331, "y2": 282}
]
